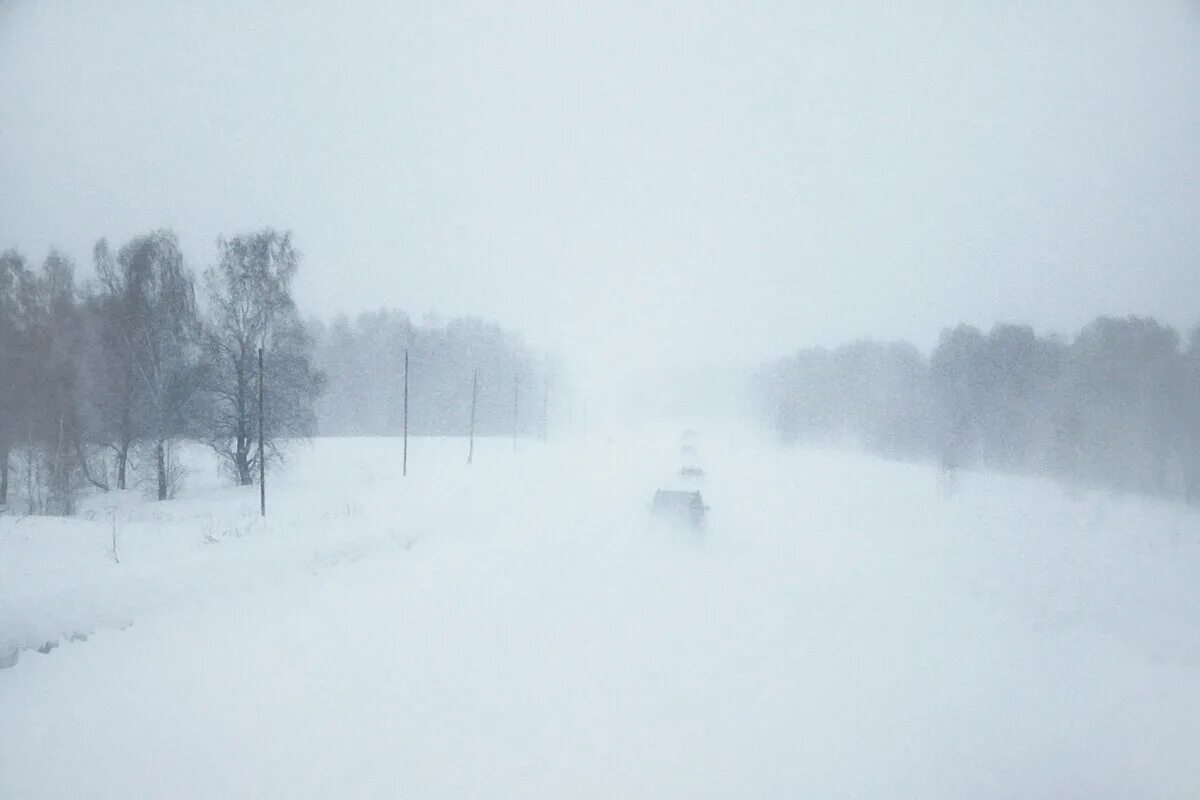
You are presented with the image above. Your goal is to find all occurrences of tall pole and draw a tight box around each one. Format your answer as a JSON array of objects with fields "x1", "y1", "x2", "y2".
[
  {"x1": 468, "y1": 367, "x2": 478, "y2": 464},
  {"x1": 403, "y1": 348, "x2": 409, "y2": 477},
  {"x1": 258, "y1": 346, "x2": 265, "y2": 517}
]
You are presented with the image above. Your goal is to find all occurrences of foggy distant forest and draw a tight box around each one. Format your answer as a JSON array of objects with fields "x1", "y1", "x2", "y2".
[
  {"x1": 6, "y1": 226, "x2": 1200, "y2": 517},
  {"x1": 311, "y1": 311, "x2": 551, "y2": 438},
  {"x1": 0, "y1": 234, "x2": 546, "y2": 516},
  {"x1": 754, "y1": 317, "x2": 1200, "y2": 502}
]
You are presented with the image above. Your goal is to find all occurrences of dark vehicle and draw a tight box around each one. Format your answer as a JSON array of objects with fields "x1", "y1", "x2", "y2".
[{"x1": 651, "y1": 489, "x2": 707, "y2": 529}]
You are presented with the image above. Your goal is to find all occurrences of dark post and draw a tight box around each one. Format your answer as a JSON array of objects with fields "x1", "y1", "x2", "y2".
[
  {"x1": 258, "y1": 346, "x2": 265, "y2": 517},
  {"x1": 468, "y1": 367, "x2": 478, "y2": 464},
  {"x1": 403, "y1": 348, "x2": 409, "y2": 477},
  {"x1": 0, "y1": 443, "x2": 8, "y2": 507}
]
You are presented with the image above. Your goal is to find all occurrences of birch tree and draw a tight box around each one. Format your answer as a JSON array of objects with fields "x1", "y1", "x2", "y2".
[
  {"x1": 95, "y1": 232, "x2": 199, "y2": 499},
  {"x1": 0, "y1": 250, "x2": 37, "y2": 507},
  {"x1": 198, "y1": 230, "x2": 321, "y2": 485}
]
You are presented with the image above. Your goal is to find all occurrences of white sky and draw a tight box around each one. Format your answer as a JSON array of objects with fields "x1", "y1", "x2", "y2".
[{"x1": 2, "y1": 0, "x2": 1199, "y2": 378}]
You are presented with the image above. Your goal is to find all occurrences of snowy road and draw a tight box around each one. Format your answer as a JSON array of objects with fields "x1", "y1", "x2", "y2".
[{"x1": 3, "y1": 435, "x2": 1200, "y2": 797}]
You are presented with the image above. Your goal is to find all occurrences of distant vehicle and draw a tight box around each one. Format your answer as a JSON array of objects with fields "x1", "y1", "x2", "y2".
[
  {"x1": 651, "y1": 489, "x2": 708, "y2": 529},
  {"x1": 678, "y1": 466, "x2": 706, "y2": 479}
]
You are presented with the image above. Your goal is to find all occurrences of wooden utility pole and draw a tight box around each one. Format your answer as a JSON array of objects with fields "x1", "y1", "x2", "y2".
[
  {"x1": 258, "y1": 346, "x2": 265, "y2": 517},
  {"x1": 468, "y1": 367, "x2": 478, "y2": 464},
  {"x1": 403, "y1": 348, "x2": 409, "y2": 477}
]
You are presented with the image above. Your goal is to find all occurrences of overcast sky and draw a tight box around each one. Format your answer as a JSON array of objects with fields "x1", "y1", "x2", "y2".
[{"x1": 2, "y1": 0, "x2": 1199, "y2": 377}]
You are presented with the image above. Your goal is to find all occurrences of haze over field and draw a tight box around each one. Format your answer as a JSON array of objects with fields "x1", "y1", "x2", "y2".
[{"x1": 2, "y1": 0, "x2": 1199, "y2": 377}]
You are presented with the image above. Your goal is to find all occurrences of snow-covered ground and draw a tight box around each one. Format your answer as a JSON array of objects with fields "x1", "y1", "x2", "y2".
[{"x1": 3, "y1": 433, "x2": 1200, "y2": 798}]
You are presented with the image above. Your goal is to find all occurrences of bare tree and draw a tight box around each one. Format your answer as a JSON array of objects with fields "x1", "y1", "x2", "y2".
[
  {"x1": 94, "y1": 232, "x2": 199, "y2": 500},
  {"x1": 0, "y1": 250, "x2": 38, "y2": 507},
  {"x1": 84, "y1": 241, "x2": 138, "y2": 488},
  {"x1": 31, "y1": 251, "x2": 85, "y2": 514},
  {"x1": 198, "y1": 230, "x2": 322, "y2": 485}
]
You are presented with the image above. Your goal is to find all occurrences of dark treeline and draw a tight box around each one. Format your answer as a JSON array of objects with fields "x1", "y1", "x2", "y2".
[
  {"x1": 0, "y1": 229, "x2": 322, "y2": 514},
  {"x1": 310, "y1": 311, "x2": 552, "y2": 437},
  {"x1": 753, "y1": 316, "x2": 1200, "y2": 502}
]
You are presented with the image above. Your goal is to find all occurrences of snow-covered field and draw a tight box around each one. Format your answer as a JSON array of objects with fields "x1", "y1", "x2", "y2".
[{"x1": 3, "y1": 433, "x2": 1200, "y2": 798}]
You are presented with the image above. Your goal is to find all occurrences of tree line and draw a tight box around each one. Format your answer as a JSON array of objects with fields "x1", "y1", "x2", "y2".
[
  {"x1": 0, "y1": 229, "x2": 322, "y2": 514},
  {"x1": 752, "y1": 316, "x2": 1200, "y2": 502},
  {"x1": 310, "y1": 310, "x2": 553, "y2": 438},
  {"x1": 0, "y1": 229, "x2": 552, "y2": 516}
]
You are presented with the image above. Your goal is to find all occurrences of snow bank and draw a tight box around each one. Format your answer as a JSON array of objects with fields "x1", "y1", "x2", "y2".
[{"x1": 2, "y1": 434, "x2": 1199, "y2": 797}]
